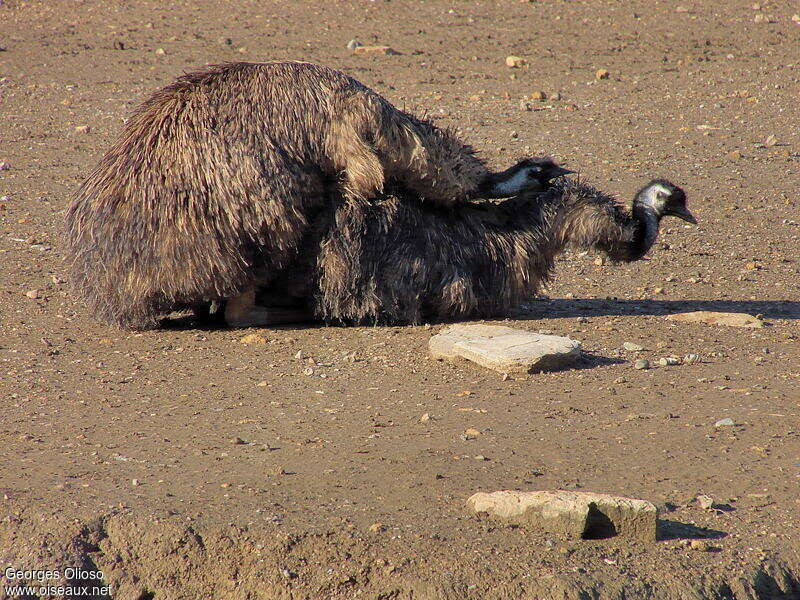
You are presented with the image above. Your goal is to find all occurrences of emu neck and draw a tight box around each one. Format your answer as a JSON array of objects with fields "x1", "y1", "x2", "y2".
[{"x1": 632, "y1": 201, "x2": 661, "y2": 252}]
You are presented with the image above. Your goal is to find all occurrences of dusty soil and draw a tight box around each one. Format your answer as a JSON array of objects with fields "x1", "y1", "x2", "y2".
[{"x1": 1, "y1": 0, "x2": 799, "y2": 598}]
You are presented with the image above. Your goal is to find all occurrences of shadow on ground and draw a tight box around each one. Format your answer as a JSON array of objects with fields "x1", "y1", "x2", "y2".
[{"x1": 520, "y1": 298, "x2": 800, "y2": 320}]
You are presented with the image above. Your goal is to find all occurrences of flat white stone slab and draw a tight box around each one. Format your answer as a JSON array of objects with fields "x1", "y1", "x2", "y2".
[
  {"x1": 666, "y1": 311, "x2": 764, "y2": 328},
  {"x1": 429, "y1": 324, "x2": 581, "y2": 374},
  {"x1": 467, "y1": 490, "x2": 658, "y2": 542}
]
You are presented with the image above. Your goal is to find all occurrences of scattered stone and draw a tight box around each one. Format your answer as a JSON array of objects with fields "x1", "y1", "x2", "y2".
[
  {"x1": 714, "y1": 418, "x2": 735, "y2": 428},
  {"x1": 346, "y1": 39, "x2": 362, "y2": 50},
  {"x1": 690, "y1": 540, "x2": 711, "y2": 552},
  {"x1": 467, "y1": 490, "x2": 658, "y2": 541},
  {"x1": 464, "y1": 428, "x2": 481, "y2": 438},
  {"x1": 270, "y1": 465, "x2": 286, "y2": 476},
  {"x1": 653, "y1": 287, "x2": 665, "y2": 294},
  {"x1": 240, "y1": 333, "x2": 267, "y2": 344},
  {"x1": 353, "y1": 45, "x2": 399, "y2": 55},
  {"x1": 550, "y1": 92, "x2": 562, "y2": 100},
  {"x1": 217, "y1": 36, "x2": 233, "y2": 46},
  {"x1": 696, "y1": 494, "x2": 714, "y2": 509},
  {"x1": 474, "y1": 455, "x2": 487, "y2": 461},
  {"x1": 154, "y1": 48, "x2": 166, "y2": 55},
  {"x1": 0, "y1": 162, "x2": 10, "y2": 170},
  {"x1": 519, "y1": 100, "x2": 532, "y2": 111},
  {"x1": 764, "y1": 134, "x2": 778, "y2": 147},
  {"x1": 505, "y1": 55, "x2": 527, "y2": 68},
  {"x1": 683, "y1": 353, "x2": 701, "y2": 365},
  {"x1": 595, "y1": 68, "x2": 610, "y2": 80},
  {"x1": 622, "y1": 342, "x2": 644, "y2": 352},
  {"x1": 74, "y1": 125, "x2": 91, "y2": 134},
  {"x1": 666, "y1": 311, "x2": 764, "y2": 328},
  {"x1": 368, "y1": 522, "x2": 386, "y2": 533},
  {"x1": 658, "y1": 357, "x2": 680, "y2": 366},
  {"x1": 231, "y1": 436, "x2": 246, "y2": 445},
  {"x1": 727, "y1": 149, "x2": 742, "y2": 159},
  {"x1": 131, "y1": 479, "x2": 141, "y2": 486},
  {"x1": 25, "y1": 289, "x2": 40, "y2": 299},
  {"x1": 429, "y1": 324, "x2": 581, "y2": 374},
  {"x1": 531, "y1": 90, "x2": 546, "y2": 101},
  {"x1": 634, "y1": 359, "x2": 650, "y2": 370},
  {"x1": 419, "y1": 412, "x2": 431, "y2": 423}
]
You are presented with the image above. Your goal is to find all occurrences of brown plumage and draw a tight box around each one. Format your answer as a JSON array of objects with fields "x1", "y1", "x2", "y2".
[
  {"x1": 65, "y1": 61, "x2": 544, "y2": 330},
  {"x1": 261, "y1": 178, "x2": 694, "y2": 325}
]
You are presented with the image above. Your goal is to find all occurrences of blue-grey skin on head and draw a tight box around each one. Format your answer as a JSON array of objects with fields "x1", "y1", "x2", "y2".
[{"x1": 483, "y1": 157, "x2": 574, "y2": 197}]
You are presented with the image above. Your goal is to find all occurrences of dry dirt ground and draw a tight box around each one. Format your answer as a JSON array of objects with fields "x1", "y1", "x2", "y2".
[{"x1": 1, "y1": 1, "x2": 799, "y2": 598}]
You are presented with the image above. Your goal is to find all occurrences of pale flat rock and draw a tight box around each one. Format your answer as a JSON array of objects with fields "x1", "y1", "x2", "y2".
[
  {"x1": 467, "y1": 490, "x2": 658, "y2": 542},
  {"x1": 429, "y1": 324, "x2": 581, "y2": 374},
  {"x1": 666, "y1": 311, "x2": 764, "y2": 328}
]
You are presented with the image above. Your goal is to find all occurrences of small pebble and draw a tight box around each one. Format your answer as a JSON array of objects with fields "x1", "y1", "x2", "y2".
[
  {"x1": 623, "y1": 342, "x2": 644, "y2": 352},
  {"x1": 474, "y1": 454, "x2": 487, "y2": 461},
  {"x1": 634, "y1": 359, "x2": 650, "y2": 370},
  {"x1": 368, "y1": 522, "x2": 386, "y2": 533},
  {"x1": 154, "y1": 48, "x2": 166, "y2": 55},
  {"x1": 25, "y1": 289, "x2": 40, "y2": 299},
  {"x1": 0, "y1": 162, "x2": 10, "y2": 170},
  {"x1": 531, "y1": 90, "x2": 546, "y2": 101},
  {"x1": 346, "y1": 39, "x2": 362, "y2": 50},
  {"x1": 131, "y1": 478, "x2": 141, "y2": 486},
  {"x1": 240, "y1": 333, "x2": 267, "y2": 345},
  {"x1": 74, "y1": 125, "x2": 91, "y2": 134},
  {"x1": 684, "y1": 353, "x2": 701, "y2": 364},
  {"x1": 231, "y1": 436, "x2": 246, "y2": 445},
  {"x1": 658, "y1": 357, "x2": 680, "y2": 366},
  {"x1": 696, "y1": 494, "x2": 714, "y2": 509},
  {"x1": 419, "y1": 412, "x2": 430, "y2": 423},
  {"x1": 714, "y1": 418, "x2": 735, "y2": 427},
  {"x1": 690, "y1": 540, "x2": 711, "y2": 552},
  {"x1": 505, "y1": 55, "x2": 527, "y2": 68},
  {"x1": 595, "y1": 68, "x2": 610, "y2": 80}
]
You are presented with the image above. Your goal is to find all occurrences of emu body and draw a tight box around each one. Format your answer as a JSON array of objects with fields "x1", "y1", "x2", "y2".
[
  {"x1": 262, "y1": 179, "x2": 694, "y2": 325},
  {"x1": 65, "y1": 61, "x2": 548, "y2": 330}
]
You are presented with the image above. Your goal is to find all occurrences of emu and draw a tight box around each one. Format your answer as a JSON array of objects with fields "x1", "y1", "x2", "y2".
[
  {"x1": 64, "y1": 61, "x2": 564, "y2": 330},
  {"x1": 256, "y1": 178, "x2": 696, "y2": 325}
]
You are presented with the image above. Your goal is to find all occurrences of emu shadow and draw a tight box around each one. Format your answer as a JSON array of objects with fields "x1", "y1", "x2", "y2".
[{"x1": 519, "y1": 298, "x2": 800, "y2": 321}]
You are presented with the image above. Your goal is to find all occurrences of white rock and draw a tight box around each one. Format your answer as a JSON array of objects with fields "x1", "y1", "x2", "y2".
[
  {"x1": 714, "y1": 418, "x2": 735, "y2": 427},
  {"x1": 467, "y1": 489, "x2": 657, "y2": 541},
  {"x1": 666, "y1": 311, "x2": 764, "y2": 328},
  {"x1": 429, "y1": 324, "x2": 581, "y2": 374},
  {"x1": 622, "y1": 342, "x2": 644, "y2": 352}
]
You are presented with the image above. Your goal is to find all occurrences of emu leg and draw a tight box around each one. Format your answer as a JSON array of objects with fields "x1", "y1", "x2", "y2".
[{"x1": 224, "y1": 287, "x2": 311, "y2": 327}]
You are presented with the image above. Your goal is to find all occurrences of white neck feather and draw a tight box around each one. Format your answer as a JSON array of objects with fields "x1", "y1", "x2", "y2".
[{"x1": 493, "y1": 169, "x2": 531, "y2": 196}]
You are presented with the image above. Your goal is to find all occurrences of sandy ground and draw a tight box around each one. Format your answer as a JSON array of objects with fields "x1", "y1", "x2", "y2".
[{"x1": 0, "y1": 1, "x2": 799, "y2": 598}]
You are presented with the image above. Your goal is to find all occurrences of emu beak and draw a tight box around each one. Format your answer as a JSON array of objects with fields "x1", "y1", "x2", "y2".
[
  {"x1": 550, "y1": 167, "x2": 575, "y2": 179},
  {"x1": 671, "y1": 207, "x2": 697, "y2": 224}
]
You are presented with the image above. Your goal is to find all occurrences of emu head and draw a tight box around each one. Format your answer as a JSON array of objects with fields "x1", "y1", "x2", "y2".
[
  {"x1": 634, "y1": 179, "x2": 696, "y2": 224},
  {"x1": 489, "y1": 157, "x2": 574, "y2": 197}
]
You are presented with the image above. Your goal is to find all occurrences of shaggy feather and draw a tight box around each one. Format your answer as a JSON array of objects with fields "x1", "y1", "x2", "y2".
[{"x1": 65, "y1": 61, "x2": 498, "y2": 329}]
